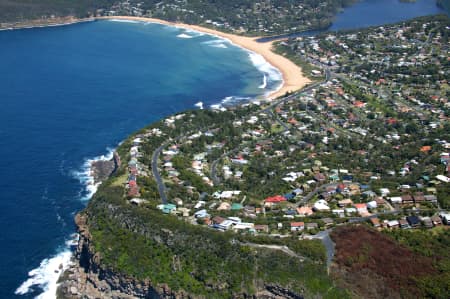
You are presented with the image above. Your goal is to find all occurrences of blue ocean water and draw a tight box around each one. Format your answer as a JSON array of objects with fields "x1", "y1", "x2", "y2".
[{"x1": 0, "y1": 19, "x2": 281, "y2": 298}]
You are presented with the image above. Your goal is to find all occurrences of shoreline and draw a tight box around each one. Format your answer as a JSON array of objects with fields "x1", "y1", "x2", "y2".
[
  {"x1": 0, "y1": 16, "x2": 95, "y2": 31},
  {"x1": 1, "y1": 15, "x2": 310, "y2": 100},
  {"x1": 97, "y1": 16, "x2": 311, "y2": 100}
]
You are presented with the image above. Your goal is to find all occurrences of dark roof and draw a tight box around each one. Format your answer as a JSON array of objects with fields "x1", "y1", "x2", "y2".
[
  {"x1": 284, "y1": 193, "x2": 295, "y2": 200},
  {"x1": 406, "y1": 215, "x2": 420, "y2": 225}
]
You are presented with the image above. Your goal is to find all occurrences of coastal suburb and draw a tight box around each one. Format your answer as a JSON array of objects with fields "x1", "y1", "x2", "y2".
[{"x1": 1, "y1": 0, "x2": 449, "y2": 298}]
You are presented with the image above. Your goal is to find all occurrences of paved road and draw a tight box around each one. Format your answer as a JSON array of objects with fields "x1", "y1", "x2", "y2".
[
  {"x1": 296, "y1": 182, "x2": 337, "y2": 206},
  {"x1": 305, "y1": 230, "x2": 335, "y2": 268},
  {"x1": 210, "y1": 148, "x2": 240, "y2": 186},
  {"x1": 239, "y1": 242, "x2": 306, "y2": 262},
  {"x1": 151, "y1": 141, "x2": 170, "y2": 204}
]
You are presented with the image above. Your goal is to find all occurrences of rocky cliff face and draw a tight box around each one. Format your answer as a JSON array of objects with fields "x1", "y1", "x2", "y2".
[
  {"x1": 90, "y1": 152, "x2": 121, "y2": 184},
  {"x1": 56, "y1": 213, "x2": 304, "y2": 299},
  {"x1": 57, "y1": 214, "x2": 191, "y2": 299}
]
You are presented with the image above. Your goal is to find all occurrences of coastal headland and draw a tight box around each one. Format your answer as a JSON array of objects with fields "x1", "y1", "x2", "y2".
[{"x1": 97, "y1": 16, "x2": 311, "y2": 100}]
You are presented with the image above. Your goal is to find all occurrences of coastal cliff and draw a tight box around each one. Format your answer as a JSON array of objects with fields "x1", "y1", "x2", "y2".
[{"x1": 57, "y1": 214, "x2": 305, "y2": 299}]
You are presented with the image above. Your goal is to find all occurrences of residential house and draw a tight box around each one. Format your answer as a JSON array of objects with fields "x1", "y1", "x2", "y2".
[
  {"x1": 424, "y1": 195, "x2": 437, "y2": 204},
  {"x1": 399, "y1": 219, "x2": 409, "y2": 229},
  {"x1": 217, "y1": 202, "x2": 231, "y2": 211},
  {"x1": 265, "y1": 195, "x2": 287, "y2": 203},
  {"x1": 390, "y1": 196, "x2": 402, "y2": 204},
  {"x1": 354, "y1": 203, "x2": 369, "y2": 216},
  {"x1": 212, "y1": 216, "x2": 225, "y2": 225},
  {"x1": 401, "y1": 195, "x2": 414, "y2": 205},
  {"x1": 314, "y1": 173, "x2": 326, "y2": 182},
  {"x1": 306, "y1": 223, "x2": 319, "y2": 230},
  {"x1": 290, "y1": 222, "x2": 305, "y2": 232},
  {"x1": 370, "y1": 217, "x2": 381, "y2": 228},
  {"x1": 413, "y1": 193, "x2": 425, "y2": 204},
  {"x1": 332, "y1": 209, "x2": 345, "y2": 217},
  {"x1": 338, "y1": 198, "x2": 353, "y2": 207},
  {"x1": 440, "y1": 213, "x2": 450, "y2": 225},
  {"x1": 231, "y1": 203, "x2": 243, "y2": 211},
  {"x1": 431, "y1": 215, "x2": 442, "y2": 226},
  {"x1": 406, "y1": 215, "x2": 421, "y2": 228},
  {"x1": 158, "y1": 203, "x2": 176, "y2": 214},
  {"x1": 380, "y1": 188, "x2": 390, "y2": 196},
  {"x1": 421, "y1": 217, "x2": 433, "y2": 229},
  {"x1": 367, "y1": 201, "x2": 378, "y2": 209},
  {"x1": 313, "y1": 200, "x2": 330, "y2": 211},
  {"x1": 345, "y1": 207, "x2": 357, "y2": 215},
  {"x1": 254, "y1": 224, "x2": 269, "y2": 233},
  {"x1": 387, "y1": 220, "x2": 399, "y2": 229},
  {"x1": 193, "y1": 209, "x2": 208, "y2": 218},
  {"x1": 297, "y1": 206, "x2": 314, "y2": 216}
]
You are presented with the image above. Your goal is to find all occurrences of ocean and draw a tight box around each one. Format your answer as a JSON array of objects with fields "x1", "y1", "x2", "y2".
[
  {"x1": 0, "y1": 19, "x2": 281, "y2": 298},
  {"x1": 0, "y1": 0, "x2": 446, "y2": 297}
]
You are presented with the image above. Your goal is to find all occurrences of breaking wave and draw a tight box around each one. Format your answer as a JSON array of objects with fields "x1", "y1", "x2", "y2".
[
  {"x1": 71, "y1": 147, "x2": 115, "y2": 202},
  {"x1": 15, "y1": 248, "x2": 72, "y2": 298}
]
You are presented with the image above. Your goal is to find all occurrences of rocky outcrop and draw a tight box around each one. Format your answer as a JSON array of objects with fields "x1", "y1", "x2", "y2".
[{"x1": 90, "y1": 152, "x2": 121, "y2": 184}]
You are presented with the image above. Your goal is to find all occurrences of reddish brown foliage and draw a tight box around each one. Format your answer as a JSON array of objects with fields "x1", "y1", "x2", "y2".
[{"x1": 331, "y1": 225, "x2": 437, "y2": 298}]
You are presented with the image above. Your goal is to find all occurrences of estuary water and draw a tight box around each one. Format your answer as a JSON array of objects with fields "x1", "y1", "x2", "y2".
[{"x1": 0, "y1": 0, "x2": 447, "y2": 297}]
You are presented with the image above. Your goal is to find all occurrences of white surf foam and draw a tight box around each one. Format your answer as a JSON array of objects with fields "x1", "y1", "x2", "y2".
[
  {"x1": 248, "y1": 52, "x2": 283, "y2": 82},
  {"x1": 15, "y1": 147, "x2": 116, "y2": 298},
  {"x1": 259, "y1": 74, "x2": 268, "y2": 89},
  {"x1": 202, "y1": 39, "x2": 229, "y2": 48},
  {"x1": 195, "y1": 101, "x2": 204, "y2": 109},
  {"x1": 108, "y1": 19, "x2": 141, "y2": 24},
  {"x1": 248, "y1": 52, "x2": 283, "y2": 96},
  {"x1": 209, "y1": 96, "x2": 252, "y2": 109},
  {"x1": 177, "y1": 33, "x2": 194, "y2": 39},
  {"x1": 211, "y1": 43, "x2": 228, "y2": 49},
  {"x1": 15, "y1": 248, "x2": 73, "y2": 298},
  {"x1": 72, "y1": 147, "x2": 115, "y2": 201},
  {"x1": 183, "y1": 28, "x2": 205, "y2": 37}
]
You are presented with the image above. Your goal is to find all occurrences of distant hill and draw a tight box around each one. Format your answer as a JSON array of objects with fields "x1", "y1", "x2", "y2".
[
  {"x1": 0, "y1": 0, "x2": 357, "y2": 35},
  {"x1": 0, "y1": 0, "x2": 112, "y2": 22}
]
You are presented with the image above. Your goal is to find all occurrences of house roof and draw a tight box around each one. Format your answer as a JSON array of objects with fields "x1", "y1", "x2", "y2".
[
  {"x1": 406, "y1": 215, "x2": 420, "y2": 225},
  {"x1": 290, "y1": 222, "x2": 305, "y2": 227},
  {"x1": 297, "y1": 206, "x2": 313, "y2": 215},
  {"x1": 354, "y1": 203, "x2": 367, "y2": 209},
  {"x1": 231, "y1": 203, "x2": 243, "y2": 210},
  {"x1": 265, "y1": 195, "x2": 286, "y2": 203},
  {"x1": 370, "y1": 218, "x2": 380, "y2": 226}
]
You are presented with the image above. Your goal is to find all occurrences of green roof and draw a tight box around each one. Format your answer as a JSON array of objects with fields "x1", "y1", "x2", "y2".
[{"x1": 231, "y1": 203, "x2": 243, "y2": 210}]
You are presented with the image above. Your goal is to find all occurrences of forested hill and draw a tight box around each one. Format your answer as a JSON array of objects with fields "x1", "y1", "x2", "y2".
[
  {"x1": 0, "y1": 0, "x2": 111, "y2": 22},
  {"x1": 0, "y1": 0, "x2": 357, "y2": 35}
]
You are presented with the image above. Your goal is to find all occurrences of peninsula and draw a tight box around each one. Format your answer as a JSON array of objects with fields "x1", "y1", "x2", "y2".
[{"x1": 56, "y1": 14, "x2": 450, "y2": 299}]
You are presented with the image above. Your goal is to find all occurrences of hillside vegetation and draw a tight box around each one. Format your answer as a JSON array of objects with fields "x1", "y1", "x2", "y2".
[
  {"x1": 331, "y1": 226, "x2": 449, "y2": 299},
  {"x1": 0, "y1": 0, "x2": 356, "y2": 35}
]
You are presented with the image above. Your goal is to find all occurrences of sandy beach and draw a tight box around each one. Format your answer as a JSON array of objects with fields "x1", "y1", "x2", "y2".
[{"x1": 98, "y1": 16, "x2": 311, "y2": 99}]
